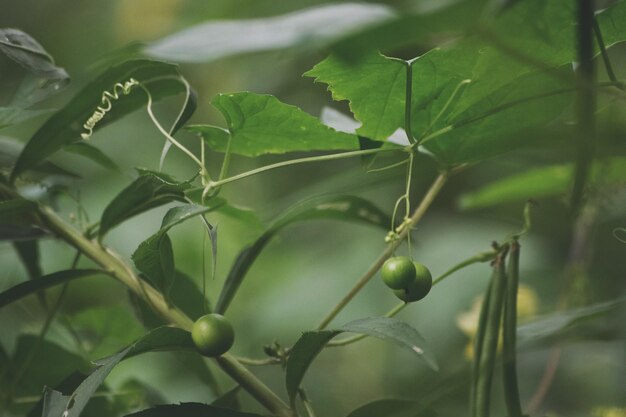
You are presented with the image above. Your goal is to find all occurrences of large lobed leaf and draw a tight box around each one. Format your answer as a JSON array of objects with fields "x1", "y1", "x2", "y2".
[
  {"x1": 191, "y1": 92, "x2": 360, "y2": 157},
  {"x1": 307, "y1": 0, "x2": 626, "y2": 165}
]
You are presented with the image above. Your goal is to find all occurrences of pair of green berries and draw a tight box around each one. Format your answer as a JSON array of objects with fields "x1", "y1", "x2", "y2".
[
  {"x1": 381, "y1": 256, "x2": 432, "y2": 302},
  {"x1": 191, "y1": 313, "x2": 235, "y2": 357}
]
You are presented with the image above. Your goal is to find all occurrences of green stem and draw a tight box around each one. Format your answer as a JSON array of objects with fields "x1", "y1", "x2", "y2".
[
  {"x1": 474, "y1": 247, "x2": 509, "y2": 417},
  {"x1": 36, "y1": 206, "x2": 294, "y2": 417},
  {"x1": 204, "y1": 147, "x2": 400, "y2": 194},
  {"x1": 570, "y1": 0, "x2": 596, "y2": 216},
  {"x1": 298, "y1": 388, "x2": 317, "y2": 417},
  {"x1": 432, "y1": 250, "x2": 497, "y2": 286},
  {"x1": 502, "y1": 240, "x2": 523, "y2": 417},
  {"x1": 593, "y1": 18, "x2": 622, "y2": 89},
  {"x1": 316, "y1": 171, "x2": 449, "y2": 330},
  {"x1": 404, "y1": 61, "x2": 416, "y2": 144}
]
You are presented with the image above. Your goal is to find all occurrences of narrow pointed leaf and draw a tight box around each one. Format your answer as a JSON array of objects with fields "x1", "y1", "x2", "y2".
[
  {"x1": 0, "y1": 269, "x2": 104, "y2": 309},
  {"x1": 123, "y1": 403, "x2": 268, "y2": 417},
  {"x1": 63, "y1": 142, "x2": 120, "y2": 171},
  {"x1": 286, "y1": 317, "x2": 437, "y2": 404},
  {"x1": 99, "y1": 170, "x2": 190, "y2": 238},
  {"x1": 345, "y1": 399, "x2": 437, "y2": 417},
  {"x1": 42, "y1": 327, "x2": 196, "y2": 417},
  {"x1": 11, "y1": 59, "x2": 186, "y2": 181}
]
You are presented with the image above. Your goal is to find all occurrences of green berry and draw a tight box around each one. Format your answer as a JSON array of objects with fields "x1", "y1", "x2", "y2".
[
  {"x1": 191, "y1": 314, "x2": 235, "y2": 357},
  {"x1": 381, "y1": 256, "x2": 416, "y2": 289},
  {"x1": 394, "y1": 262, "x2": 432, "y2": 303}
]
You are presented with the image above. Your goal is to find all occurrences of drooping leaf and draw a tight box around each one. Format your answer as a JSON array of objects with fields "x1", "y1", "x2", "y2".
[
  {"x1": 345, "y1": 399, "x2": 437, "y2": 417},
  {"x1": 11, "y1": 59, "x2": 186, "y2": 181},
  {"x1": 286, "y1": 317, "x2": 438, "y2": 403},
  {"x1": 0, "y1": 28, "x2": 70, "y2": 105},
  {"x1": 0, "y1": 136, "x2": 78, "y2": 180},
  {"x1": 215, "y1": 195, "x2": 390, "y2": 313},
  {"x1": 12, "y1": 239, "x2": 46, "y2": 306},
  {"x1": 131, "y1": 202, "x2": 224, "y2": 295},
  {"x1": 98, "y1": 170, "x2": 190, "y2": 238},
  {"x1": 41, "y1": 326, "x2": 196, "y2": 417},
  {"x1": 458, "y1": 157, "x2": 626, "y2": 210},
  {"x1": 63, "y1": 142, "x2": 120, "y2": 171},
  {"x1": 0, "y1": 107, "x2": 53, "y2": 129},
  {"x1": 123, "y1": 403, "x2": 268, "y2": 417},
  {"x1": 27, "y1": 372, "x2": 116, "y2": 417},
  {"x1": 517, "y1": 298, "x2": 626, "y2": 348},
  {"x1": 197, "y1": 92, "x2": 359, "y2": 157},
  {"x1": 0, "y1": 269, "x2": 104, "y2": 309},
  {"x1": 0, "y1": 198, "x2": 45, "y2": 241},
  {"x1": 1, "y1": 336, "x2": 90, "y2": 408},
  {"x1": 145, "y1": 3, "x2": 394, "y2": 63}
]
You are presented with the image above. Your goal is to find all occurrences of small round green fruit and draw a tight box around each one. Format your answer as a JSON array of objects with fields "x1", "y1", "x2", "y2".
[
  {"x1": 191, "y1": 313, "x2": 235, "y2": 357},
  {"x1": 381, "y1": 256, "x2": 416, "y2": 289},
  {"x1": 394, "y1": 262, "x2": 432, "y2": 303}
]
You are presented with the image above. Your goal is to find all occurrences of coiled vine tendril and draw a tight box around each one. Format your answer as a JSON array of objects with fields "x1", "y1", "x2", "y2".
[{"x1": 81, "y1": 78, "x2": 140, "y2": 140}]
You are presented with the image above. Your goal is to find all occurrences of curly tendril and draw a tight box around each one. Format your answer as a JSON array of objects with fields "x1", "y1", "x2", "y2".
[{"x1": 81, "y1": 78, "x2": 140, "y2": 140}]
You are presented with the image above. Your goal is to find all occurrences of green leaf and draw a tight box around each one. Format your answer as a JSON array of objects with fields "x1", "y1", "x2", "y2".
[
  {"x1": 205, "y1": 92, "x2": 359, "y2": 156},
  {"x1": 63, "y1": 142, "x2": 120, "y2": 171},
  {"x1": 99, "y1": 170, "x2": 190, "y2": 238},
  {"x1": 123, "y1": 403, "x2": 268, "y2": 417},
  {"x1": 306, "y1": 53, "x2": 405, "y2": 141},
  {"x1": 309, "y1": 0, "x2": 626, "y2": 164},
  {"x1": 131, "y1": 270, "x2": 210, "y2": 328},
  {"x1": 517, "y1": 298, "x2": 626, "y2": 348},
  {"x1": 1, "y1": 336, "x2": 90, "y2": 405},
  {"x1": 215, "y1": 195, "x2": 390, "y2": 313},
  {"x1": 41, "y1": 326, "x2": 196, "y2": 417},
  {"x1": 210, "y1": 385, "x2": 241, "y2": 410},
  {"x1": 0, "y1": 269, "x2": 104, "y2": 309},
  {"x1": 132, "y1": 233, "x2": 175, "y2": 296},
  {"x1": 11, "y1": 59, "x2": 186, "y2": 181},
  {"x1": 145, "y1": 3, "x2": 394, "y2": 63},
  {"x1": 345, "y1": 399, "x2": 437, "y2": 417},
  {"x1": 458, "y1": 157, "x2": 626, "y2": 210},
  {"x1": 131, "y1": 202, "x2": 224, "y2": 295},
  {"x1": 0, "y1": 28, "x2": 70, "y2": 105},
  {"x1": 0, "y1": 198, "x2": 45, "y2": 241},
  {"x1": 0, "y1": 136, "x2": 78, "y2": 180},
  {"x1": 286, "y1": 317, "x2": 438, "y2": 404},
  {"x1": 0, "y1": 107, "x2": 53, "y2": 129},
  {"x1": 12, "y1": 240, "x2": 46, "y2": 306}
]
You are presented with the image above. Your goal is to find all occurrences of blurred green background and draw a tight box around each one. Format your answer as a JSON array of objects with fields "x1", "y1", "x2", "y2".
[{"x1": 1, "y1": 1, "x2": 625, "y2": 417}]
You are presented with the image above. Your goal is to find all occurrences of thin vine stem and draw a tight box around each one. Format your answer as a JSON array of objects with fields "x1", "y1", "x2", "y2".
[
  {"x1": 316, "y1": 171, "x2": 449, "y2": 330},
  {"x1": 202, "y1": 147, "x2": 401, "y2": 198}
]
